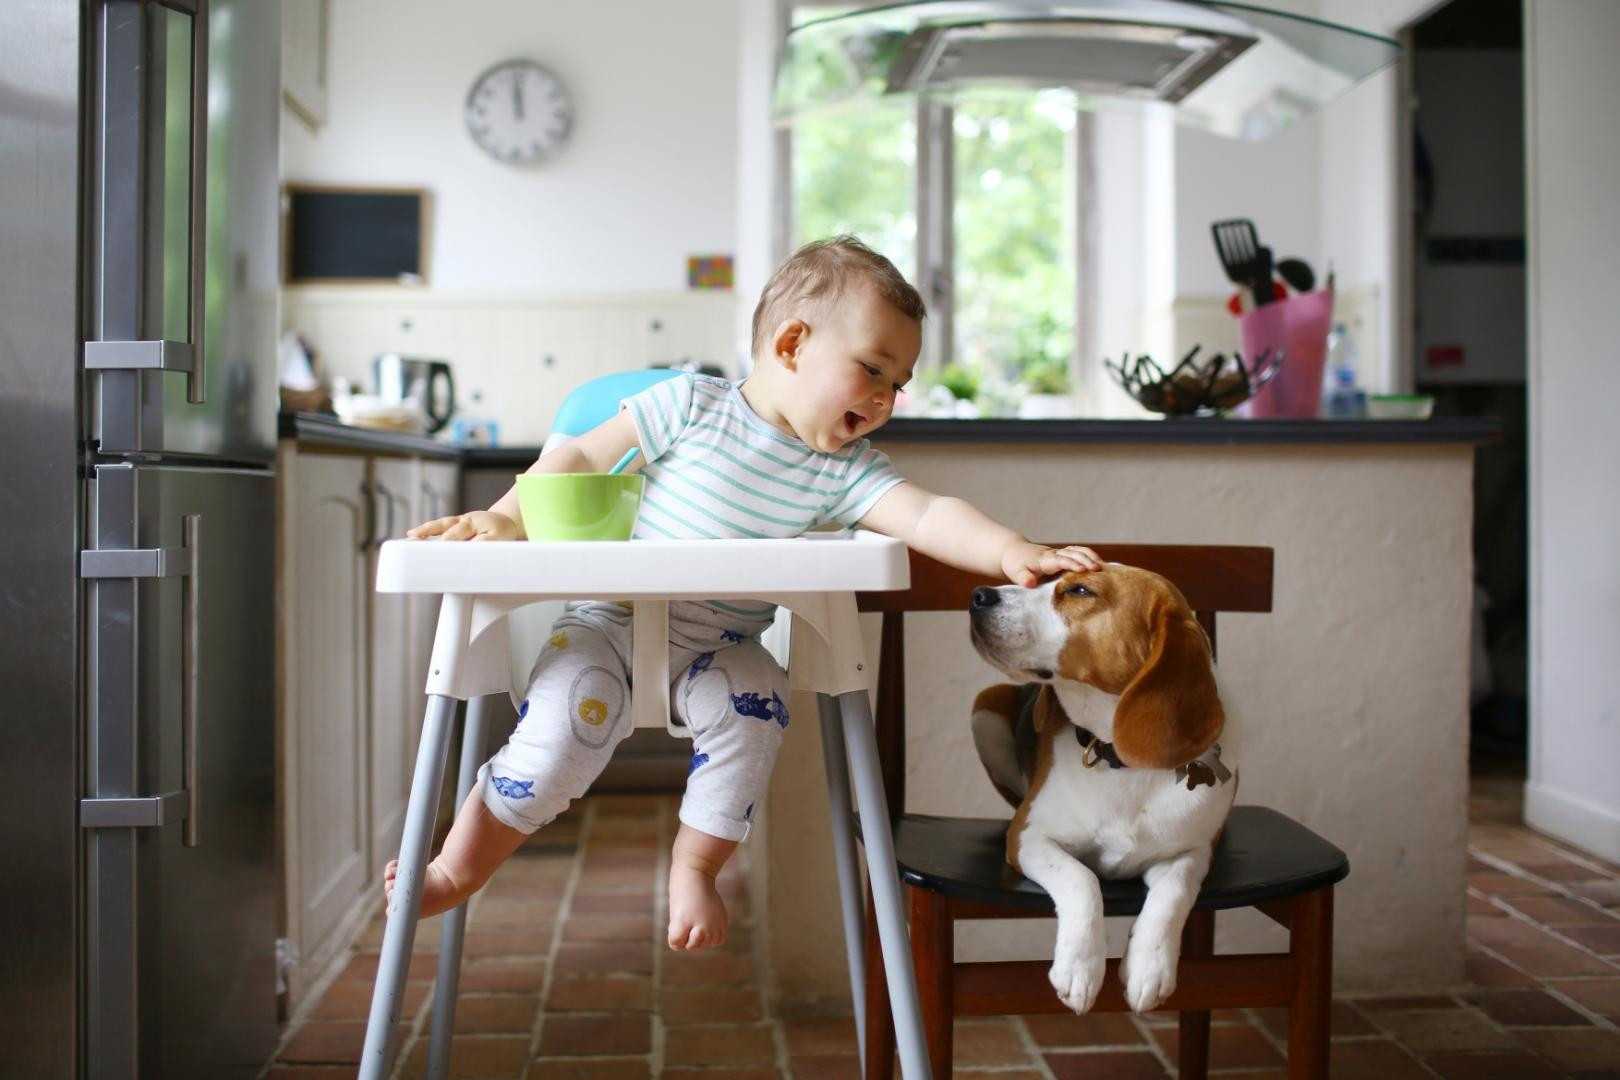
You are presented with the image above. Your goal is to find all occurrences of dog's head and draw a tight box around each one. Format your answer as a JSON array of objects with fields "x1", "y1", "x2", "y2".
[{"x1": 968, "y1": 564, "x2": 1224, "y2": 769}]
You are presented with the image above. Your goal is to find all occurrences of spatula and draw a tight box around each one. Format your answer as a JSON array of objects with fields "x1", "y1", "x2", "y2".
[{"x1": 1211, "y1": 219, "x2": 1276, "y2": 308}]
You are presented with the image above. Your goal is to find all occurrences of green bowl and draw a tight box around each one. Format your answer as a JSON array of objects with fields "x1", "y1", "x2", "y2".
[{"x1": 516, "y1": 473, "x2": 644, "y2": 541}]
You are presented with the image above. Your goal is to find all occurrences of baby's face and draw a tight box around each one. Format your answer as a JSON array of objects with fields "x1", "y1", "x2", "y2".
[{"x1": 789, "y1": 284, "x2": 920, "y2": 453}]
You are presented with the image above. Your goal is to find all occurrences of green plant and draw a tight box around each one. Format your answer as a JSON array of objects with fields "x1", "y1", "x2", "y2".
[
  {"x1": 1022, "y1": 359, "x2": 1072, "y2": 395},
  {"x1": 937, "y1": 362, "x2": 982, "y2": 402}
]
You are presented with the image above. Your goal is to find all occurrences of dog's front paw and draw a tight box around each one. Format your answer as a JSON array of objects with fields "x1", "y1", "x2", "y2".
[
  {"x1": 1049, "y1": 935, "x2": 1106, "y2": 1014},
  {"x1": 1120, "y1": 931, "x2": 1178, "y2": 1013}
]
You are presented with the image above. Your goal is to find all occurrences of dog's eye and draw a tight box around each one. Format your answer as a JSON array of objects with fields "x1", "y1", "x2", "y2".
[{"x1": 1064, "y1": 583, "x2": 1093, "y2": 598}]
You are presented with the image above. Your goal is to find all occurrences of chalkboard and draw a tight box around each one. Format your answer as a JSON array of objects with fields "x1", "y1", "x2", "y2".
[{"x1": 284, "y1": 186, "x2": 428, "y2": 283}]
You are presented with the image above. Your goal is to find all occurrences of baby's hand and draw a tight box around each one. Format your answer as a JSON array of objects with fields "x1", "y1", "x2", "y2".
[
  {"x1": 407, "y1": 510, "x2": 521, "y2": 542},
  {"x1": 1001, "y1": 542, "x2": 1103, "y2": 588}
]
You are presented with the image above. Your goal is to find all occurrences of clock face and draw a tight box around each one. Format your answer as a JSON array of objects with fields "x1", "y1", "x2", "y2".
[{"x1": 464, "y1": 60, "x2": 572, "y2": 165}]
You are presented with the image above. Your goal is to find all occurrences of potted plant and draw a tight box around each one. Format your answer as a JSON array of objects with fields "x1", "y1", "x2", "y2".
[{"x1": 1017, "y1": 358, "x2": 1076, "y2": 418}]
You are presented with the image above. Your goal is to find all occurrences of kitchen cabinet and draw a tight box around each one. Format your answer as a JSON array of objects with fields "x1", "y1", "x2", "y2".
[
  {"x1": 276, "y1": 442, "x2": 459, "y2": 1009},
  {"x1": 277, "y1": 448, "x2": 370, "y2": 1007},
  {"x1": 281, "y1": 0, "x2": 328, "y2": 128}
]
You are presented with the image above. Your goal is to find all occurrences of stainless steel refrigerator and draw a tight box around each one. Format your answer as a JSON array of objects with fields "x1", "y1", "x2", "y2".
[{"x1": 2, "y1": 0, "x2": 283, "y2": 1075}]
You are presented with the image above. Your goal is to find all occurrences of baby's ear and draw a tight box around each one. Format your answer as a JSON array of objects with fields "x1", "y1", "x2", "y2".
[{"x1": 771, "y1": 318, "x2": 807, "y2": 369}]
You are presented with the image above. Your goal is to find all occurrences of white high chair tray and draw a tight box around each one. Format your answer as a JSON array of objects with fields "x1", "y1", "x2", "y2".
[{"x1": 374, "y1": 531, "x2": 909, "y2": 598}]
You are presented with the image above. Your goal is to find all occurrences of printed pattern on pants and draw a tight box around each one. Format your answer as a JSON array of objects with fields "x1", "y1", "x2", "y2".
[{"x1": 477, "y1": 600, "x2": 789, "y2": 842}]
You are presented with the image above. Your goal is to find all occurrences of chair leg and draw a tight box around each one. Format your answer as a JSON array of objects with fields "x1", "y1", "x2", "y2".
[
  {"x1": 863, "y1": 884, "x2": 896, "y2": 1080},
  {"x1": 1286, "y1": 888, "x2": 1334, "y2": 1080},
  {"x1": 908, "y1": 887, "x2": 953, "y2": 1079},
  {"x1": 1177, "y1": 908, "x2": 1215, "y2": 1080}
]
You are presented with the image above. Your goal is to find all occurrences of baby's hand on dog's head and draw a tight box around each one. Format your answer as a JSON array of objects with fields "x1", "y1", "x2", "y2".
[{"x1": 1004, "y1": 543, "x2": 1103, "y2": 587}]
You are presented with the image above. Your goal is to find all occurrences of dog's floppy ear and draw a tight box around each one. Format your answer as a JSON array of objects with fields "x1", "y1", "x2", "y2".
[{"x1": 1110, "y1": 596, "x2": 1224, "y2": 769}]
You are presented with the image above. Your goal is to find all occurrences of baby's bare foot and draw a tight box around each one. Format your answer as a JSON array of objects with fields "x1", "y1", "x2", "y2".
[
  {"x1": 383, "y1": 857, "x2": 468, "y2": 919},
  {"x1": 667, "y1": 864, "x2": 728, "y2": 950}
]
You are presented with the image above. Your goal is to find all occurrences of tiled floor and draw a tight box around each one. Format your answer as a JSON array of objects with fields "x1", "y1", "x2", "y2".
[{"x1": 262, "y1": 760, "x2": 1620, "y2": 1079}]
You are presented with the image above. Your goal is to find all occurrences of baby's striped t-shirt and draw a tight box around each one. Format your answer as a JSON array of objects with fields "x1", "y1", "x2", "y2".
[{"x1": 620, "y1": 373, "x2": 905, "y2": 541}]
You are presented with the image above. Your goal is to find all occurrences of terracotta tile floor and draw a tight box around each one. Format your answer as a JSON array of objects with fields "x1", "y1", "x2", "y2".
[{"x1": 263, "y1": 764, "x2": 1620, "y2": 1079}]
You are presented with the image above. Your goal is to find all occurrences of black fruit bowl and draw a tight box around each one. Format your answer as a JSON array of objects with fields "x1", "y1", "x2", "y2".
[{"x1": 1105, "y1": 346, "x2": 1283, "y2": 417}]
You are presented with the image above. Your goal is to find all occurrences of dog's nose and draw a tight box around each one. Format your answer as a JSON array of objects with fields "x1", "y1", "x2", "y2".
[{"x1": 971, "y1": 586, "x2": 1000, "y2": 610}]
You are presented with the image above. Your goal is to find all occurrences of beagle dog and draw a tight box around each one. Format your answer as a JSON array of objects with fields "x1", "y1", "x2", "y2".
[{"x1": 968, "y1": 563, "x2": 1236, "y2": 1015}]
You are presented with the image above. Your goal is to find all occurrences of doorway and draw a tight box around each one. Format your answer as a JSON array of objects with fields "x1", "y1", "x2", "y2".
[{"x1": 1405, "y1": 0, "x2": 1528, "y2": 798}]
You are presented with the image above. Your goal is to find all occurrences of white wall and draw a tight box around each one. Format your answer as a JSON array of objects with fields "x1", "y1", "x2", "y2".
[
  {"x1": 1523, "y1": 1, "x2": 1620, "y2": 864},
  {"x1": 283, "y1": 0, "x2": 742, "y2": 292}
]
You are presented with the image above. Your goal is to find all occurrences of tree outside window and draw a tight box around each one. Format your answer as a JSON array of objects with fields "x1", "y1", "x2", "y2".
[{"x1": 789, "y1": 13, "x2": 1079, "y2": 417}]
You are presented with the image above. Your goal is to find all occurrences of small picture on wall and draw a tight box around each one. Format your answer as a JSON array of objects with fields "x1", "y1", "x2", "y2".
[{"x1": 687, "y1": 255, "x2": 734, "y2": 290}]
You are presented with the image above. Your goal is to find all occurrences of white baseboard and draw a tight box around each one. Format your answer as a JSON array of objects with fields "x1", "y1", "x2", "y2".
[{"x1": 1524, "y1": 779, "x2": 1620, "y2": 864}]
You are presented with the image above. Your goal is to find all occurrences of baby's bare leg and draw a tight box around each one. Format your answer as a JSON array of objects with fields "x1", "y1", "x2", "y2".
[
  {"x1": 667, "y1": 823, "x2": 738, "y2": 950},
  {"x1": 384, "y1": 787, "x2": 528, "y2": 918}
]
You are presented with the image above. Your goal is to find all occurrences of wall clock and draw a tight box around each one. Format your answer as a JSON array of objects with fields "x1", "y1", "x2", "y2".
[{"x1": 464, "y1": 59, "x2": 573, "y2": 165}]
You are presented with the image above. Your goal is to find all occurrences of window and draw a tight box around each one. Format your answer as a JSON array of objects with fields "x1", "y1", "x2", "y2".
[{"x1": 788, "y1": 10, "x2": 1081, "y2": 415}]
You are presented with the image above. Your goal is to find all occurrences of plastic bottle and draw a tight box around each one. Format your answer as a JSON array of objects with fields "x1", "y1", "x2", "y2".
[{"x1": 1321, "y1": 323, "x2": 1365, "y2": 418}]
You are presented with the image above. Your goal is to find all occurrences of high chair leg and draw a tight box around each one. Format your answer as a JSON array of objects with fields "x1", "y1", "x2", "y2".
[
  {"x1": 426, "y1": 694, "x2": 493, "y2": 1079},
  {"x1": 360, "y1": 693, "x2": 457, "y2": 1080}
]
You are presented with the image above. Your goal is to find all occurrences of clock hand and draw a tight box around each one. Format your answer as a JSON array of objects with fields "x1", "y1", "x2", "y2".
[{"x1": 512, "y1": 71, "x2": 525, "y2": 120}]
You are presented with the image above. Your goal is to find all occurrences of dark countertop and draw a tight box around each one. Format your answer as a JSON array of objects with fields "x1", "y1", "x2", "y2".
[
  {"x1": 282, "y1": 412, "x2": 1499, "y2": 467},
  {"x1": 280, "y1": 412, "x2": 462, "y2": 460},
  {"x1": 871, "y1": 416, "x2": 1500, "y2": 446}
]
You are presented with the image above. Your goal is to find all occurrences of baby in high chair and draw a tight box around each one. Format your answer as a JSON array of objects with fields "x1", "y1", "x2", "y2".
[{"x1": 392, "y1": 235, "x2": 1101, "y2": 950}]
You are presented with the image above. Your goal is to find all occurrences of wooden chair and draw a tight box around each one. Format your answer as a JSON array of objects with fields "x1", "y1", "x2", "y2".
[{"x1": 854, "y1": 544, "x2": 1349, "y2": 1079}]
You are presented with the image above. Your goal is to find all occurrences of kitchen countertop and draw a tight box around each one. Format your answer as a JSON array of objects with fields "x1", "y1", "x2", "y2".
[{"x1": 283, "y1": 411, "x2": 1499, "y2": 466}]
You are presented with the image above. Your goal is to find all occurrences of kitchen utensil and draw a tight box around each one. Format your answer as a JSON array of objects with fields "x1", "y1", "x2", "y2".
[
  {"x1": 608, "y1": 446, "x2": 641, "y2": 475},
  {"x1": 373, "y1": 354, "x2": 456, "y2": 433},
  {"x1": 515, "y1": 473, "x2": 645, "y2": 541},
  {"x1": 1105, "y1": 345, "x2": 1283, "y2": 416},
  {"x1": 1276, "y1": 257, "x2": 1316, "y2": 293},
  {"x1": 1211, "y1": 219, "x2": 1277, "y2": 309},
  {"x1": 1252, "y1": 245, "x2": 1275, "y2": 306}
]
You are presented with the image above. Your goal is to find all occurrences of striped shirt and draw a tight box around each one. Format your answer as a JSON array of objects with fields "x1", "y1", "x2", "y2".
[{"x1": 622, "y1": 373, "x2": 905, "y2": 541}]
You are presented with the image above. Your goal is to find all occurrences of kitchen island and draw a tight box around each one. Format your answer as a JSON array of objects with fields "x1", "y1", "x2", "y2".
[{"x1": 751, "y1": 416, "x2": 1495, "y2": 1010}]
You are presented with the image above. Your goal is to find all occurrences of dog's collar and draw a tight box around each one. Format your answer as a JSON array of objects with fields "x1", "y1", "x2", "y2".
[
  {"x1": 1073, "y1": 725, "x2": 1233, "y2": 789},
  {"x1": 1073, "y1": 724, "x2": 1128, "y2": 770}
]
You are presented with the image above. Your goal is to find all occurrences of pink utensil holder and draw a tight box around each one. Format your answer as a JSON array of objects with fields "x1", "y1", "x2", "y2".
[{"x1": 1236, "y1": 289, "x2": 1334, "y2": 418}]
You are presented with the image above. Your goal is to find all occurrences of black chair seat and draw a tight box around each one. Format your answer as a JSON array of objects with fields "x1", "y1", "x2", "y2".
[{"x1": 860, "y1": 805, "x2": 1348, "y2": 918}]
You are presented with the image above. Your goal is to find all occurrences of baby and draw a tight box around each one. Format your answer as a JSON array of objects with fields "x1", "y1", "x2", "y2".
[{"x1": 390, "y1": 235, "x2": 1100, "y2": 950}]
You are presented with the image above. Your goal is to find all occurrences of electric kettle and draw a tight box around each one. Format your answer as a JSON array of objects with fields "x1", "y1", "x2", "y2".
[{"x1": 372, "y1": 354, "x2": 456, "y2": 434}]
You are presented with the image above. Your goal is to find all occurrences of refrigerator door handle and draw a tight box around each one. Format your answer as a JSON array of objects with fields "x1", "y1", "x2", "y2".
[
  {"x1": 182, "y1": 0, "x2": 209, "y2": 404},
  {"x1": 88, "y1": 0, "x2": 209, "y2": 404},
  {"x1": 181, "y1": 512, "x2": 201, "y2": 846},
  {"x1": 78, "y1": 513, "x2": 201, "y2": 845}
]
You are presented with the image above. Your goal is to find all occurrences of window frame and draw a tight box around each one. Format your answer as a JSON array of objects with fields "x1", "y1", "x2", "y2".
[{"x1": 778, "y1": 1, "x2": 1093, "y2": 395}]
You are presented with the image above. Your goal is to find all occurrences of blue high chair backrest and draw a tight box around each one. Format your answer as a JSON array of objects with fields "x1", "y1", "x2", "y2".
[{"x1": 546, "y1": 369, "x2": 686, "y2": 447}]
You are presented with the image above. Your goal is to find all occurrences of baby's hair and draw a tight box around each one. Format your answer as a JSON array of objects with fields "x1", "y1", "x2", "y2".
[{"x1": 750, "y1": 235, "x2": 926, "y2": 360}]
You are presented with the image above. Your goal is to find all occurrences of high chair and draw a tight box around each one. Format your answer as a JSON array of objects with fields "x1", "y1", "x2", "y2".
[
  {"x1": 855, "y1": 544, "x2": 1350, "y2": 1079},
  {"x1": 358, "y1": 371, "x2": 937, "y2": 1079}
]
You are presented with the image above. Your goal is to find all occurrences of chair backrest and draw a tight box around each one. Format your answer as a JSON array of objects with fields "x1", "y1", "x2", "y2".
[
  {"x1": 540, "y1": 368, "x2": 685, "y2": 455},
  {"x1": 855, "y1": 544, "x2": 1274, "y2": 816}
]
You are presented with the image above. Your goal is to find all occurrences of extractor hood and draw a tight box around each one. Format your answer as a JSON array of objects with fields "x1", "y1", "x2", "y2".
[{"x1": 775, "y1": 0, "x2": 1400, "y2": 140}]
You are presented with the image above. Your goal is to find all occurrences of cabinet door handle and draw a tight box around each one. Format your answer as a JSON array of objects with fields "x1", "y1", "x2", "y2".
[
  {"x1": 358, "y1": 481, "x2": 375, "y2": 553},
  {"x1": 376, "y1": 481, "x2": 397, "y2": 542}
]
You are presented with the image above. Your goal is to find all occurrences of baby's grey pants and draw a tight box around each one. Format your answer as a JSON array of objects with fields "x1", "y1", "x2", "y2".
[{"x1": 475, "y1": 599, "x2": 788, "y2": 842}]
